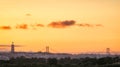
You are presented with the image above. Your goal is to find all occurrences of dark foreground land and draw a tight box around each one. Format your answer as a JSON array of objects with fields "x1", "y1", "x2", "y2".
[{"x1": 0, "y1": 56, "x2": 120, "y2": 67}]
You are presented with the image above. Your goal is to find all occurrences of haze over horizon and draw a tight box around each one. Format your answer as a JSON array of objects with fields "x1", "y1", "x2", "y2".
[{"x1": 0, "y1": 0, "x2": 120, "y2": 54}]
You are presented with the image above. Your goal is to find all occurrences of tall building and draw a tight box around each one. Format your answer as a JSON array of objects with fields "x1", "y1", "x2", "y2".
[
  {"x1": 106, "y1": 48, "x2": 110, "y2": 55},
  {"x1": 11, "y1": 42, "x2": 15, "y2": 53},
  {"x1": 46, "y1": 46, "x2": 49, "y2": 53}
]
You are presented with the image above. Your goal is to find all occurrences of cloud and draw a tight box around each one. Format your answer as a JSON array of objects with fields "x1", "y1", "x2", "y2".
[
  {"x1": 48, "y1": 20, "x2": 76, "y2": 28},
  {"x1": 0, "y1": 22, "x2": 103, "y2": 30},
  {"x1": 77, "y1": 23, "x2": 93, "y2": 27},
  {"x1": 16, "y1": 24, "x2": 28, "y2": 29},
  {"x1": 61, "y1": 20, "x2": 76, "y2": 25},
  {"x1": 30, "y1": 24, "x2": 44, "y2": 30},
  {"x1": 36, "y1": 24, "x2": 44, "y2": 27},
  {"x1": 0, "y1": 26, "x2": 11, "y2": 30},
  {"x1": 15, "y1": 23, "x2": 44, "y2": 30},
  {"x1": 76, "y1": 23, "x2": 103, "y2": 27},
  {"x1": 95, "y1": 24, "x2": 103, "y2": 27}
]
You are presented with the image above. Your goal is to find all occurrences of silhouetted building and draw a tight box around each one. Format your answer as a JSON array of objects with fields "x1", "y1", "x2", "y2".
[
  {"x1": 106, "y1": 48, "x2": 110, "y2": 56},
  {"x1": 46, "y1": 46, "x2": 49, "y2": 53},
  {"x1": 11, "y1": 42, "x2": 15, "y2": 53}
]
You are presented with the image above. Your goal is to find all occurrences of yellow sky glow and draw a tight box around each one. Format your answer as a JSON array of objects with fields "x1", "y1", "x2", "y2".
[{"x1": 0, "y1": 0, "x2": 120, "y2": 53}]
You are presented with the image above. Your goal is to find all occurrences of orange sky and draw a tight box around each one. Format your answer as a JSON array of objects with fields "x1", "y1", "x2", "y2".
[{"x1": 0, "y1": 0, "x2": 120, "y2": 53}]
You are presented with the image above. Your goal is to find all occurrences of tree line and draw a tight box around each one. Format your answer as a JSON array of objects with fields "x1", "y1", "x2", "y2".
[{"x1": 0, "y1": 56, "x2": 120, "y2": 67}]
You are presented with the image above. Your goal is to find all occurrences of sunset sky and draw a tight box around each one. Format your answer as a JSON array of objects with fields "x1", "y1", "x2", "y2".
[{"x1": 0, "y1": 0, "x2": 120, "y2": 53}]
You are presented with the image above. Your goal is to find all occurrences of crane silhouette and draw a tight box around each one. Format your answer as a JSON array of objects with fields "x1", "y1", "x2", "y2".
[{"x1": 0, "y1": 42, "x2": 22, "y2": 53}]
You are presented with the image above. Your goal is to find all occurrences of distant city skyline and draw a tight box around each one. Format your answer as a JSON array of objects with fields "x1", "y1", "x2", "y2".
[{"x1": 0, "y1": 0, "x2": 120, "y2": 53}]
